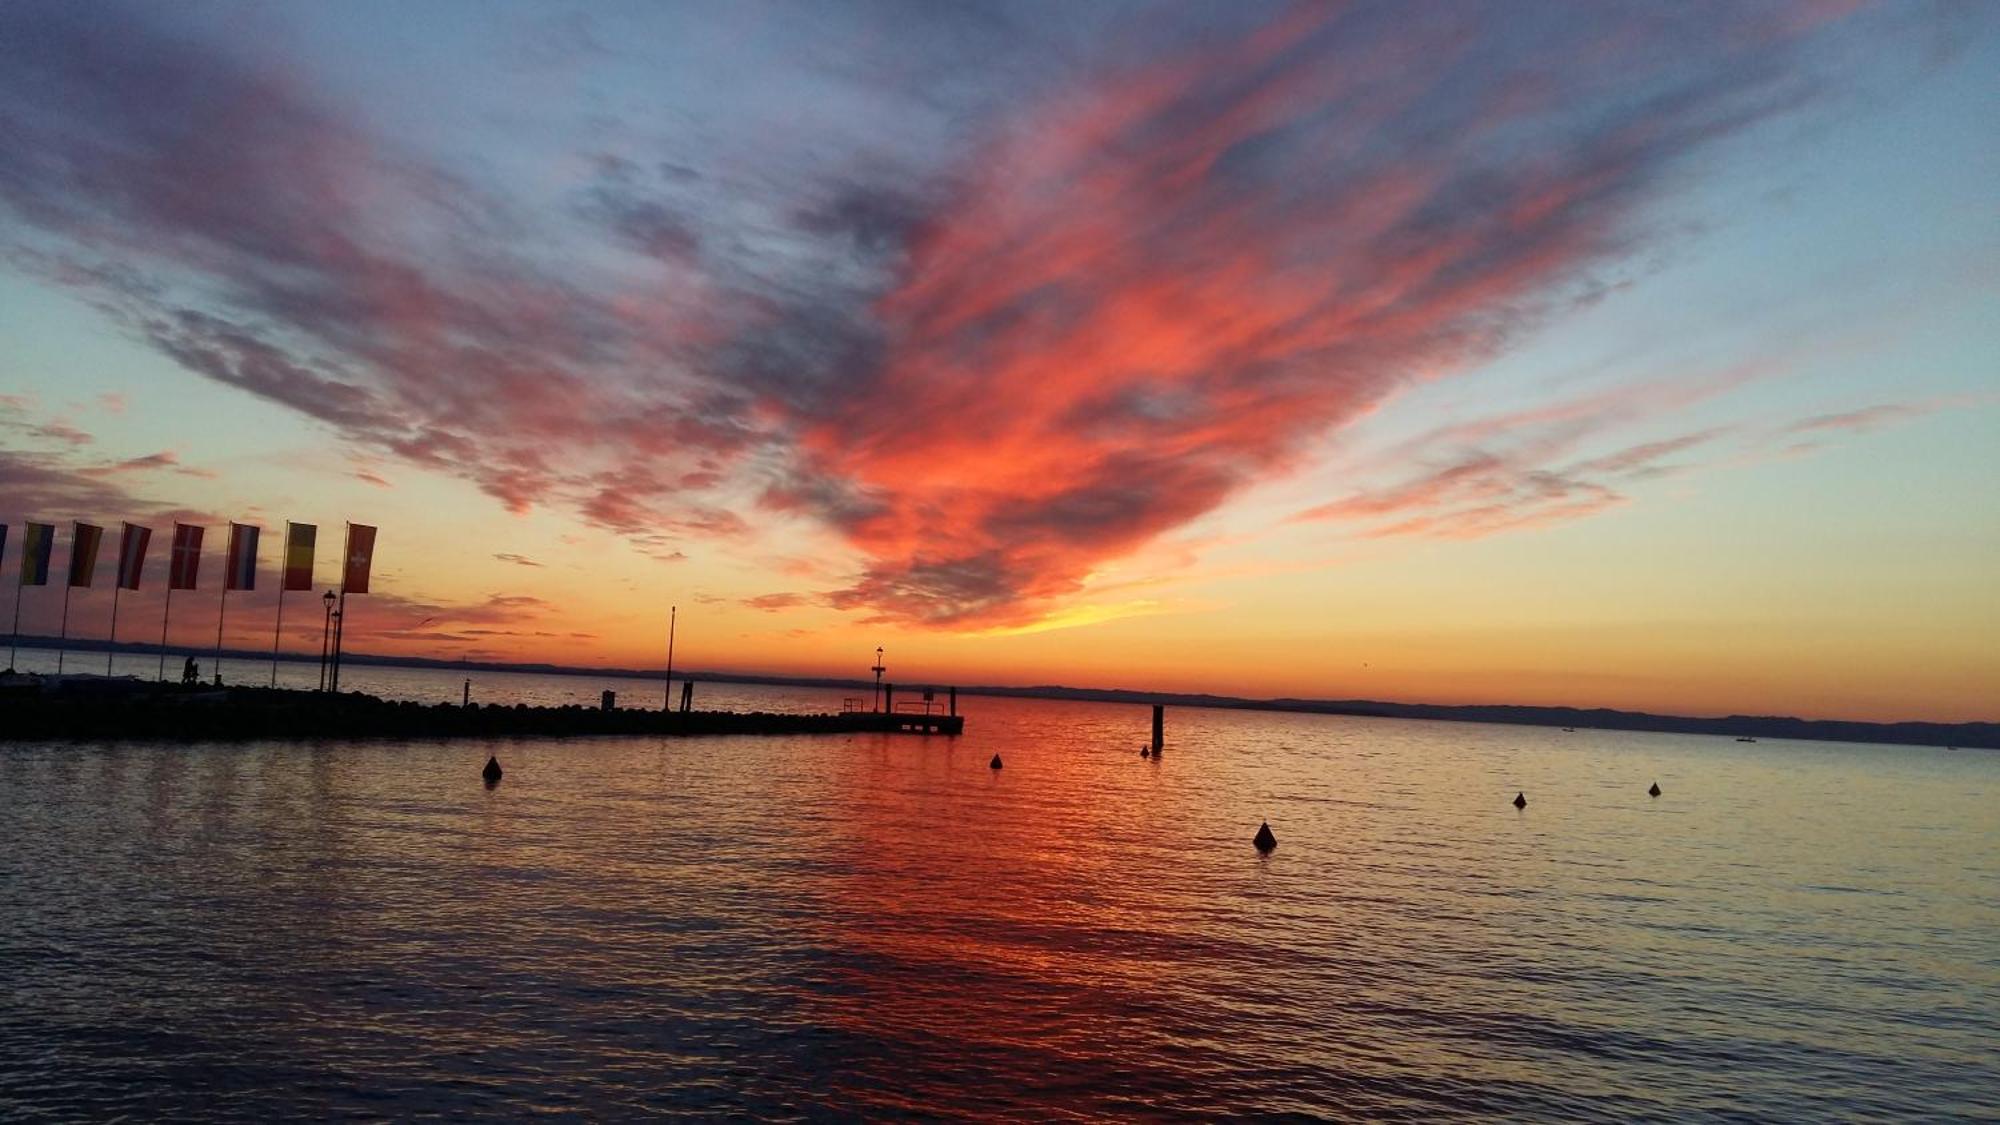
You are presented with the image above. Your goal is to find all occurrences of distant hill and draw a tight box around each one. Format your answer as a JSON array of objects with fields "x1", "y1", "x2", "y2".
[{"x1": 8, "y1": 634, "x2": 1994, "y2": 750}]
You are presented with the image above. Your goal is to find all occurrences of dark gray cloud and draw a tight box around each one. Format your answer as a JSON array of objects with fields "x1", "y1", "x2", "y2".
[{"x1": 0, "y1": 0, "x2": 1962, "y2": 627}]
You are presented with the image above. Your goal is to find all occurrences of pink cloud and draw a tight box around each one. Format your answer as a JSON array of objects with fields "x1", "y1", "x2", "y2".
[
  {"x1": 0, "y1": 1, "x2": 1910, "y2": 629},
  {"x1": 78, "y1": 449, "x2": 216, "y2": 479},
  {"x1": 778, "y1": 9, "x2": 1838, "y2": 625}
]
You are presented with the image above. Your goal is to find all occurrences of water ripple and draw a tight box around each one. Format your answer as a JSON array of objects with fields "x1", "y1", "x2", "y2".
[{"x1": 2, "y1": 685, "x2": 1996, "y2": 1119}]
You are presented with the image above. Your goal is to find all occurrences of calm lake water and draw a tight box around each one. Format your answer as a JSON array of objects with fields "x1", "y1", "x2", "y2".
[{"x1": 2, "y1": 659, "x2": 1996, "y2": 1119}]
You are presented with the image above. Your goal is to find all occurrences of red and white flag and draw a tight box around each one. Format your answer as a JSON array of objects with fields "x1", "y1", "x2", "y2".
[
  {"x1": 168, "y1": 524, "x2": 204, "y2": 590},
  {"x1": 225, "y1": 522, "x2": 259, "y2": 591},
  {"x1": 342, "y1": 524, "x2": 377, "y2": 594},
  {"x1": 116, "y1": 522, "x2": 152, "y2": 590}
]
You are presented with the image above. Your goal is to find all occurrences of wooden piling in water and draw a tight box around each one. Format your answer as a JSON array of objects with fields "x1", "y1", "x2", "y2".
[{"x1": 1151, "y1": 704, "x2": 1164, "y2": 751}]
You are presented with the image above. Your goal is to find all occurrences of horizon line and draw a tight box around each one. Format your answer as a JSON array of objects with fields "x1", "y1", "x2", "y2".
[{"x1": 4, "y1": 634, "x2": 1993, "y2": 741}]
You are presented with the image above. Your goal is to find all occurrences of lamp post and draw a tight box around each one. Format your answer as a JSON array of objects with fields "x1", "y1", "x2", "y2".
[
  {"x1": 871, "y1": 646, "x2": 885, "y2": 712},
  {"x1": 318, "y1": 590, "x2": 335, "y2": 691}
]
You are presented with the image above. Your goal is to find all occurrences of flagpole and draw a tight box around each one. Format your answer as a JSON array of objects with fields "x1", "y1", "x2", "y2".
[
  {"x1": 106, "y1": 583, "x2": 121, "y2": 677},
  {"x1": 57, "y1": 581, "x2": 73, "y2": 675},
  {"x1": 268, "y1": 524, "x2": 283, "y2": 687},
  {"x1": 330, "y1": 523, "x2": 349, "y2": 693},
  {"x1": 272, "y1": 588, "x2": 285, "y2": 688},
  {"x1": 214, "y1": 587, "x2": 227, "y2": 685},
  {"x1": 664, "y1": 604, "x2": 676, "y2": 712},
  {"x1": 331, "y1": 587, "x2": 345, "y2": 692},
  {"x1": 159, "y1": 583, "x2": 174, "y2": 681},
  {"x1": 8, "y1": 579, "x2": 22, "y2": 672}
]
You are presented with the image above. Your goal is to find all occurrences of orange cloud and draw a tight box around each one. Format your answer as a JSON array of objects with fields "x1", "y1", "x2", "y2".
[{"x1": 782, "y1": 7, "x2": 1836, "y2": 626}]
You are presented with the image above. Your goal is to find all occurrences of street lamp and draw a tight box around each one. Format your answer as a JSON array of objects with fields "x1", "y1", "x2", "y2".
[
  {"x1": 318, "y1": 590, "x2": 336, "y2": 691},
  {"x1": 871, "y1": 646, "x2": 885, "y2": 712}
]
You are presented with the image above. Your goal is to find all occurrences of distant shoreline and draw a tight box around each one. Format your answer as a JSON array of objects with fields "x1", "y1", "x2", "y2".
[{"x1": 5, "y1": 635, "x2": 1993, "y2": 750}]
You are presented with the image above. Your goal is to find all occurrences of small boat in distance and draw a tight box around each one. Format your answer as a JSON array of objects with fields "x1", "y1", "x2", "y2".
[
  {"x1": 1735, "y1": 736, "x2": 1758, "y2": 743},
  {"x1": 1562, "y1": 726, "x2": 1576, "y2": 732}
]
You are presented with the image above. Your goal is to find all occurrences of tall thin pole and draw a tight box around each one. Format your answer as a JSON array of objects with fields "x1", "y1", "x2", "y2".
[
  {"x1": 106, "y1": 583, "x2": 122, "y2": 676},
  {"x1": 330, "y1": 523, "x2": 348, "y2": 693},
  {"x1": 158, "y1": 584, "x2": 173, "y2": 681},
  {"x1": 318, "y1": 595, "x2": 332, "y2": 690},
  {"x1": 331, "y1": 591, "x2": 345, "y2": 692},
  {"x1": 214, "y1": 587, "x2": 228, "y2": 684},
  {"x1": 270, "y1": 586, "x2": 286, "y2": 688},
  {"x1": 8, "y1": 580, "x2": 22, "y2": 672},
  {"x1": 664, "y1": 604, "x2": 676, "y2": 711},
  {"x1": 56, "y1": 582, "x2": 73, "y2": 675}
]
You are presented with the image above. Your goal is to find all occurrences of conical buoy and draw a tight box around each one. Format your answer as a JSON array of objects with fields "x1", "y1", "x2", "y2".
[
  {"x1": 1648, "y1": 781, "x2": 1661, "y2": 797},
  {"x1": 1140, "y1": 747, "x2": 1150, "y2": 758},
  {"x1": 482, "y1": 756, "x2": 503, "y2": 785},
  {"x1": 1513, "y1": 791, "x2": 1527, "y2": 809},
  {"x1": 1253, "y1": 821, "x2": 1277, "y2": 853},
  {"x1": 989, "y1": 754, "x2": 1002, "y2": 770}
]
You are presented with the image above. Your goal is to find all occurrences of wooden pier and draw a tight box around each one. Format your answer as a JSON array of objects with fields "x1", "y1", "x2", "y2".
[{"x1": 0, "y1": 679, "x2": 965, "y2": 742}]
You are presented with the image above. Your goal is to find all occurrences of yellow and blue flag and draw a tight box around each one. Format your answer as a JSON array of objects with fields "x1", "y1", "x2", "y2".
[{"x1": 282, "y1": 523, "x2": 316, "y2": 591}]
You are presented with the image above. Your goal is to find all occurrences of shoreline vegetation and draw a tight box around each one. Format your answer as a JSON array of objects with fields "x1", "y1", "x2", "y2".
[{"x1": 3, "y1": 635, "x2": 1992, "y2": 750}]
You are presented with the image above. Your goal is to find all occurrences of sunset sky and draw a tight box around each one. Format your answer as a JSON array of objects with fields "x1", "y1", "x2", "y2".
[{"x1": 2, "y1": 1, "x2": 1995, "y2": 722}]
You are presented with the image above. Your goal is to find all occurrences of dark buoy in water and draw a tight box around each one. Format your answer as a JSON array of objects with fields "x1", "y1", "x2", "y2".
[
  {"x1": 1140, "y1": 747, "x2": 1151, "y2": 758},
  {"x1": 1513, "y1": 791, "x2": 1527, "y2": 809},
  {"x1": 989, "y1": 753, "x2": 1003, "y2": 770},
  {"x1": 1253, "y1": 821, "x2": 1277, "y2": 853},
  {"x1": 482, "y1": 756, "x2": 503, "y2": 785},
  {"x1": 1648, "y1": 781, "x2": 1661, "y2": 797}
]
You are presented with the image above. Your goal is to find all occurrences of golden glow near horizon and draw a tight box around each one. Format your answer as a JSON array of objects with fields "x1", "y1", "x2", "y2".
[{"x1": 1, "y1": 2, "x2": 1996, "y2": 723}]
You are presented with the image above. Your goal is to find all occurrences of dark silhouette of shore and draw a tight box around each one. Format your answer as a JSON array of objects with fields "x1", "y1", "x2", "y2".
[
  {"x1": 3, "y1": 634, "x2": 1991, "y2": 750},
  {"x1": 0, "y1": 681, "x2": 961, "y2": 742}
]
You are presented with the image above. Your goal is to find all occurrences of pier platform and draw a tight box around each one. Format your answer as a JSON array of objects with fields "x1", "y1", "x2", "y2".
[{"x1": 0, "y1": 680, "x2": 964, "y2": 742}]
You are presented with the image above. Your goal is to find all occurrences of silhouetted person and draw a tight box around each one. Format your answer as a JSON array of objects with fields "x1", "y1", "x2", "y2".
[{"x1": 182, "y1": 657, "x2": 198, "y2": 684}]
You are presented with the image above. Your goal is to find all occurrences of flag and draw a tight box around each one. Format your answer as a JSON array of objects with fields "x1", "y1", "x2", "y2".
[
  {"x1": 117, "y1": 522, "x2": 153, "y2": 590},
  {"x1": 68, "y1": 522, "x2": 103, "y2": 587},
  {"x1": 283, "y1": 523, "x2": 316, "y2": 591},
  {"x1": 20, "y1": 522, "x2": 54, "y2": 586},
  {"x1": 169, "y1": 524, "x2": 204, "y2": 590},
  {"x1": 225, "y1": 522, "x2": 259, "y2": 591},
  {"x1": 343, "y1": 524, "x2": 377, "y2": 594}
]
